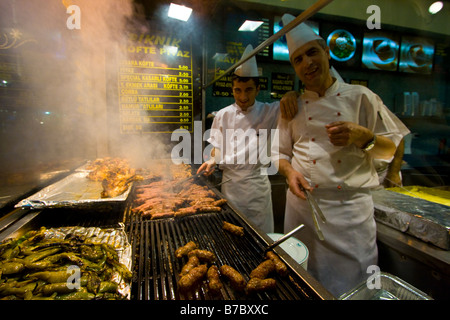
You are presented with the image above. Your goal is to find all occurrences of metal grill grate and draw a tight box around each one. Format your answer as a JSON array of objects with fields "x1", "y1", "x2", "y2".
[{"x1": 126, "y1": 206, "x2": 320, "y2": 300}]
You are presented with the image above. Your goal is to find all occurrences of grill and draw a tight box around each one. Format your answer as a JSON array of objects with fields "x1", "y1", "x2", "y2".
[
  {"x1": 124, "y1": 179, "x2": 333, "y2": 301},
  {"x1": 0, "y1": 176, "x2": 334, "y2": 301}
]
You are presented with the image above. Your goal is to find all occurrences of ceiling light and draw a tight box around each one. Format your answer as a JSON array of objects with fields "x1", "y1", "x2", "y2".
[
  {"x1": 238, "y1": 20, "x2": 264, "y2": 32},
  {"x1": 428, "y1": 1, "x2": 443, "y2": 14},
  {"x1": 168, "y1": 3, "x2": 193, "y2": 22}
]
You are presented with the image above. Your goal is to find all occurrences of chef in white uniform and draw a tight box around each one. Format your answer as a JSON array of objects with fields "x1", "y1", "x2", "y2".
[
  {"x1": 271, "y1": 14, "x2": 410, "y2": 297},
  {"x1": 197, "y1": 45, "x2": 298, "y2": 233}
]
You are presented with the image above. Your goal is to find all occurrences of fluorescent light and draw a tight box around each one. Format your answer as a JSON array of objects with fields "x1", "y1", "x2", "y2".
[
  {"x1": 429, "y1": 1, "x2": 443, "y2": 14},
  {"x1": 168, "y1": 3, "x2": 192, "y2": 21},
  {"x1": 238, "y1": 20, "x2": 264, "y2": 32}
]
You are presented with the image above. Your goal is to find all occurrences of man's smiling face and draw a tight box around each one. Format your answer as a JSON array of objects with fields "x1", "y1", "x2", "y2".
[{"x1": 291, "y1": 40, "x2": 332, "y2": 94}]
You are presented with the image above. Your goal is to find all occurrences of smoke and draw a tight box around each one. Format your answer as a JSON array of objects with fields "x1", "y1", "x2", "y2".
[{"x1": 0, "y1": 0, "x2": 174, "y2": 174}]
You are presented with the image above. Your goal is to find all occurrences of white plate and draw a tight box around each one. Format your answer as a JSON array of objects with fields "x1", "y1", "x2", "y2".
[{"x1": 268, "y1": 233, "x2": 309, "y2": 269}]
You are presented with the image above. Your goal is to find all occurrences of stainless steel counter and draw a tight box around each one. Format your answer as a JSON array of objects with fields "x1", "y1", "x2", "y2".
[{"x1": 376, "y1": 222, "x2": 450, "y2": 299}]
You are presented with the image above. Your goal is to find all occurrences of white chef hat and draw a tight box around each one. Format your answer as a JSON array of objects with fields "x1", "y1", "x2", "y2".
[
  {"x1": 234, "y1": 44, "x2": 259, "y2": 77},
  {"x1": 281, "y1": 13, "x2": 322, "y2": 60}
]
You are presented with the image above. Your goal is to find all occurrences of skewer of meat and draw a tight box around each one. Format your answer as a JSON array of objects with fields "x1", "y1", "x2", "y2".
[
  {"x1": 180, "y1": 256, "x2": 200, "y2": 277},
  {"x1": 219, "y1": 265, "x2": 246, "y2": 291},
  {"x1": 222, "y1": 221, "x2": 244, "y2": 237},
  {"x1": 177, "y1": 264, "x2": 208, "y2": 292},
  {"x1": 194, "y1": 206, "x2": 222, "y2": 212},
  {"x1": 246, "y1": 278, "x2": 276, "y2": 294},
  {"x1": 207, "y1": 265, "x2": 223, "y2": 295},
  {"x1": 265, "y1": 251, "x2": 288, "y2": 276},
  {"x1": 249, "y1": 260, "x2": 275, "y2": 279},
  {"x1": 212, "y1": 199, "x2": 227, "y2": 206},
  {"x1": 188, "y1": 249, "x2": 216, "y2": 263},
  {"x1": 174, "y1": 207, "x2": 198, "y2": 217},
  {"x1": 175, "y1": 241, "x2": 197, "y2": 259}
]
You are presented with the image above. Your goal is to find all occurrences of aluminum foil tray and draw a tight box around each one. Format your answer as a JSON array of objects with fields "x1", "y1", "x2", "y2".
[
  {"x1": 14, "y1": 171, "x2": 131, "y2": 209},
  {"x1": 372, "y1": 189, "x2": 450, "y2": 250},
  {"x1": 340, "y1": 272, "x2": 432, "y2": 300},
  {"x1": 43, "y1": 225, "x2": 132, "y2": 298}
]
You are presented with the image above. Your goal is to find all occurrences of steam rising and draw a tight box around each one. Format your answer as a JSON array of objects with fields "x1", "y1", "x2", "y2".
[{"x1": 0, "y1": 0, "x2": 171, "y2": 174}]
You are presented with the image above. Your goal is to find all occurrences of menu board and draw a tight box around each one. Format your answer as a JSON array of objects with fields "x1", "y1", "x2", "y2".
[
  {"x1": 271, "y1": 73, "x2": 295, "y2": 99},
  {"x1": 118, "y1": 32, "x2": 194, "y2": 133}
]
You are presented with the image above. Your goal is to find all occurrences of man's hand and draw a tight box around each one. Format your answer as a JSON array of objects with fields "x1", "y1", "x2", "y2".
[
  {"x1": 325, "y1": 121, "x2": 372, "y2": 148},
  {"x1": 278, "y1": 159, "x2": 311, "y2": 200},
  {"x1": 280, "y1": 91, "x2": 299, "y2": 120},
  {"x1": 196, "y1": 159, "x2": 216, "y2": 176},
  {"x1": 325, "y1": 121, "x2": 396, "y2": 159}
]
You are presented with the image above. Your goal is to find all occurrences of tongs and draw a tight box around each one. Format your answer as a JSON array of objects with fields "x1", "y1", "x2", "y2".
[
  {"x1": 300, "y1": 186, "x2": 326, "y2": 241},
  {"x1": 164, "y1": 171, "x2": 204, "y2": 193}
]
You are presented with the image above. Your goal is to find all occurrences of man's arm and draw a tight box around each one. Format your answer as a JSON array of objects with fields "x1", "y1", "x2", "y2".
[
  {"x1": 279, "y1": 91, "x2": 300, "y2": 120},
  {"x1": 325, "y1": 121, "x2": 396, "y2": 160},
  {"x1": 383, "y1": 138, "x2": 405, "y2": 187},
  {"x1": 277, "y1": 159, "x2": 311, "y2": 200},
  {"x1": 196, "y1": 147, "x2": 217, "y2": 176}
]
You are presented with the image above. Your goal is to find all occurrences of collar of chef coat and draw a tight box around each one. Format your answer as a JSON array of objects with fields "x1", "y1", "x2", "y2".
[
  {"x1": 303, "y1": 77, "x2": 339, "y2": 99},
  {"x1": 232, "y1": 101, "x2": 256, "y2": 114}
]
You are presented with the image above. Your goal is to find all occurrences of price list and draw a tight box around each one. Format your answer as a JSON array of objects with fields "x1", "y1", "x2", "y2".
[{"x1": 118, "y1": 33, "x2": 193, "y2": 133}]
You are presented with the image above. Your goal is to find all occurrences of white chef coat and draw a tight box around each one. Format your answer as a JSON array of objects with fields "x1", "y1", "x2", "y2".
[
  {"x1": 208, "y1": 100, "x2": 280, "y2": 233},
  {"x1": 272, "y1": 80, "x2": 410, "y2": 297}
]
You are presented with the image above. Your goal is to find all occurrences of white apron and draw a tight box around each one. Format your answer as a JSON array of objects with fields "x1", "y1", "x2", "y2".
[
  {"x1": 284, "y1": 187, "x2": 377, "y2": 297},
  {"x1": 207, "y1": 100, "x2": 280, "y2": 234},
  {"x1": 221, "y1": 168, "x2": 274, "y2": 234}
]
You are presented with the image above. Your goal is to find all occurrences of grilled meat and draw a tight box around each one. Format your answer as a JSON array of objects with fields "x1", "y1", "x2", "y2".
[
  {"x1": 219, "y1": 265, "x2": 246, "y2": 291},
  {"x1": 222, "y1": 221, "x2": 244, "y2": 237},
  {"x1": 265, "y1": 251, "x2": 288, "y2": 277},
  {"x1": 175, "y1": 241, "x2": 197, "y2": 259}
]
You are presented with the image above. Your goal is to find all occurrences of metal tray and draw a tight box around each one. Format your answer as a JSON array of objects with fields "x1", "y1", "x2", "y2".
[
  {"x1": 14, "y1": 171, "x2": 132, "y2": 209},
  {"x1": 372, "y1": 189, "x2": 450, "y2": 250},
  {"x1": 0, "y1": 225, "x2": 132, "y2": 299},
  {"x1": 339, "y1": 272, "x2": 432, "y2": 300}
]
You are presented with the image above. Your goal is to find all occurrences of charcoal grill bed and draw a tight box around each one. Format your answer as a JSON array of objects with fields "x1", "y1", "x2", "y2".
[{"x1": 124, "y1": 179, "x2": 334, "y2": 301}]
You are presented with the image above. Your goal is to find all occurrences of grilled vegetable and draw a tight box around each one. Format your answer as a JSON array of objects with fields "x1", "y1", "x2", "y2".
[{"x1": 0, "y1": 227, "x2": 130, "y2": 300}]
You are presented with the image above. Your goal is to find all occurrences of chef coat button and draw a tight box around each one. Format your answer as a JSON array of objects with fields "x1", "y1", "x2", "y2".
[
  {"x1": 337, "y1": 93, "x2": 341, "y2": 96},
  {"x1": 337, "y1": 185, "x2": 342, "y2": 190},
  {"x1": 308, "y1": 117, "x2": 312, "y2": 120},
  {"x1": 311, "y1": 138, "x2": 315, "y2": 142},
  {"x1": 337, "y1": 112, "x2": 341, "y2": 116},
  {"x1": 313, "y1": 160, "x2": 316, "y2": 164}
]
